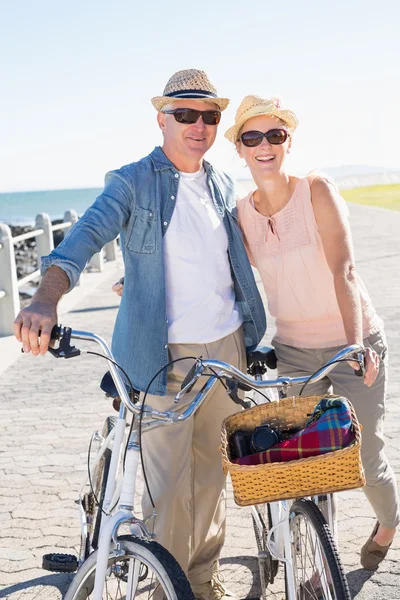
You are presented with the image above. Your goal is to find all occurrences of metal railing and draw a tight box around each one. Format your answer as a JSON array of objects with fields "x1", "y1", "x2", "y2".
[{"x1": 0, "y1": 210, "x2": 119, "y2": 337}]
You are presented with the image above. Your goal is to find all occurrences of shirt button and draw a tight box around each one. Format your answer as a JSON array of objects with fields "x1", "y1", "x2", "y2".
[
  {"x1": 171, "y1": 195, "x2": 175, "y2": 200},
  {"x1": 164, "y1": 344, "x2": 168, "y2": 349},
  {"x1": 149, "y1": 212, "x2": 153, "y2": 217},
  {"x1": 163, "y1": 221, "x2": 168, "y2": 226},
  {"x1": 174, "y1": 174, "x2": 179, "y2": 178}
]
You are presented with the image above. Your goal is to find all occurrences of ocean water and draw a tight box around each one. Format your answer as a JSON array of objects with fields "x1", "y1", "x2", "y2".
[
  {"x1": 0, "y1": 187, "x2": 102, "y2": 225},
  {"x1": 0, "y1": 181, "x2": 256, "y2": 226}
]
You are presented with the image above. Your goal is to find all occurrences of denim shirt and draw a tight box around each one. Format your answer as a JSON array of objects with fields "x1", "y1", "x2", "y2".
[{"x1": 41, "y1": 147, "x2": 266, "y2": 395}]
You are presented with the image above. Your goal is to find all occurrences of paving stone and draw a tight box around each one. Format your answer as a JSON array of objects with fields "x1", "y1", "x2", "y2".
[
  {"x1": 40, "y1": 526, "x2": 79, "y2": 538},
  {"x1": 0, "y1": 548, "x2": 33, "y2": 561}
]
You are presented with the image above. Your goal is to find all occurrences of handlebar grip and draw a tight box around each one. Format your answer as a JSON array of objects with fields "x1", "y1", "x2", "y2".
[
  {"x1": 50, "y1": 325, "x2": 61, "y2": 340},
  {"x1": 354, "y1": 351, "x2": 366, "y2": 377},
  {"x1": 37, "y1": 325, "x2": 61, "y2": 340},
  {"x1": 21, "y1": 325, "x2": 62, "y2": 354},
  {"x1": 354, "y1": 365, "x2": 365, "y2": 377}
]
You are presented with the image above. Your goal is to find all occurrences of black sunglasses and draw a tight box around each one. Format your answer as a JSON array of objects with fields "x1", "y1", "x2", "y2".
[
  {"x1": 239, "y1": 128, "x2": 288, "y2": 147},
  {"x1": 162, "y1": 108, "x2": 221, "y2": 125}
]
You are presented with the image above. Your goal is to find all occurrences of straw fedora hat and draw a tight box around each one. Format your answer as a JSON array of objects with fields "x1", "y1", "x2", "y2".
[
  {"x1": 225, "y1": 95, "x2": 298, "y2": 143},
  {"x1": 151, "y1": 69, "x2": 229, "y2": 112}
]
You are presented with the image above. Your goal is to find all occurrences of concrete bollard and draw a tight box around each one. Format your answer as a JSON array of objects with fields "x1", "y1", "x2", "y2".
[
  {"x1": 88, "y1": 250, "x2": 104, "y2": 272},
  {"x1": 0, "y1": 224, "x2": 20, "y2": 336},
  {"x1": 63, "y1": 210, "x2": 78, "y2": 236},
  {"x1": 35, "y1": 213, "x2": 54, "y2": 261},
  {"x1": 104, "y1": 239, "x2": 117, "y2": 261},
  {"x1": 63, "y1": 210, "x2": 81, "y2": 286}
]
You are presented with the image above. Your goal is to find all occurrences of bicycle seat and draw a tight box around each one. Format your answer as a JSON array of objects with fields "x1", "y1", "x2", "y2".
[
  {"x1": 247, "y1": 346, "x2": 277, "y2": 370},
  {"x1": 100, "y1": 371, "x2": 140, "y2": 403}
]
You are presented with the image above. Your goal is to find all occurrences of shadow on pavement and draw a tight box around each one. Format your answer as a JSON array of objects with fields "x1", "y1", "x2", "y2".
[
  {"x1": 220, "y1": 555, "x2": 261, "y2": 599},
  {"x1": 0, "y1": 573, "x2": 72, "y2": 599},
  {"x1": 346, "y1": 567, "x2": 375, "y2": 597},
  {"x1": 70, "y1": 305, "x2": 119, "y2": 313}
]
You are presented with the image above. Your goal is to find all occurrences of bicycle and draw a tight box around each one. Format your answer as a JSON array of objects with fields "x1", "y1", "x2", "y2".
[
  {"x1": 242, "y1": 347, "x2": 363, "y2": 600},
  {"x1": 39, "y1": 325, "x2": 364, "y2": 600}
]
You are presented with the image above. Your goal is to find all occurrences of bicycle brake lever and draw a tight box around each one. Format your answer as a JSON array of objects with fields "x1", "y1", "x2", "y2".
[
  {"x1": 226, "y1": 382, "x2": 248, "y2": 409},
  {"x1": 175, "y1": 360, "x2": 204, "y2": 403},
  {"x1": 48, "y1": 327, "x2": 81, "y2": 359}
]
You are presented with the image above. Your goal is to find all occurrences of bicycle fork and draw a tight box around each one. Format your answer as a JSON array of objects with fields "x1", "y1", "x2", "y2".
[
  {"x1": 267, "y1": 501, "x2": 296, "y2": 600},
  {"x1": 92, "y1": 419, "x2": 143, "y2": 600}
]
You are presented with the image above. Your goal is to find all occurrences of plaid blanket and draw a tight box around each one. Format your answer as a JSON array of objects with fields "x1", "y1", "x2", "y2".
[{"x1": 234, "y1": 397, "x2": 355, "y2": 466}]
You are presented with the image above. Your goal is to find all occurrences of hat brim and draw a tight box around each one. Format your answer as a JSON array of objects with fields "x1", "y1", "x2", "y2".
[
  {"x1": 151, "y1": 96, "x2": 230, "y2": 112},
  {"x1": 225, "y1": 107, "x2": 298, "y2": 143}
]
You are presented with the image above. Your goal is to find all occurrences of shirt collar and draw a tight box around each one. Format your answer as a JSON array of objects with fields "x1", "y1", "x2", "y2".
[{"x1": 149, "y1": 146, "x2": 213, "y2": 175}]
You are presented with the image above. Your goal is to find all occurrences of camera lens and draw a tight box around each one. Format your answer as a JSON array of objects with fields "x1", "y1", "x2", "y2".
[{"x1": 250, "y1": 425, "x2": 280, "y2": 453}]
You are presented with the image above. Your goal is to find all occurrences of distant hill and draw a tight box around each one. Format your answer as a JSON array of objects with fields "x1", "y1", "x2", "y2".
[
  {"x1": 237, "y1": 165, "x2": 400, "y2": 192},
  {"x1": 321, "y1": 165, "x2": 399, "y2": 179}
]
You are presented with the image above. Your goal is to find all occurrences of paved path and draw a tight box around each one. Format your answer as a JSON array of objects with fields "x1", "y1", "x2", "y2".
[{"x1": 0, "y1": 204, "x2": 399, "y2": 599}]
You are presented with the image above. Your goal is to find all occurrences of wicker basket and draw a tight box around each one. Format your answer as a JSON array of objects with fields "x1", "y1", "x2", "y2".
[{"x1": 221, "y1": 394, "x2": 365, "y2": 506}]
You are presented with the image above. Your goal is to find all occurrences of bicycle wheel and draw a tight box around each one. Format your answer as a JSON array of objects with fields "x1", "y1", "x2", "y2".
[
  {"x1": 65, "y1": 535, "x2": 194, "y2": 600},
  {"x1": 252, "y1": 503, "x2": 279, "y2": 598},
  {"x1": 91, "y1": 416, "x2": 117, "y2": 552},
  {"x1": 287, "y1": 498, "x2": 350, "y2": 599}
]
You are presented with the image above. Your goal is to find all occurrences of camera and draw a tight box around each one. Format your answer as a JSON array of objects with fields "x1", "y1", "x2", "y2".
[{"x1": 229, "y1": 424, "x2": 283, "y2": 459}]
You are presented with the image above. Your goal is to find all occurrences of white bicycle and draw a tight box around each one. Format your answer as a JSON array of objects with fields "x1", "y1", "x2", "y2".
[
  {"x1": 40, "y1": 326, "x2": 364, "y2": 600},
  {"x1": 236, "y1": 346, "x2": 356, "y2": 600}
]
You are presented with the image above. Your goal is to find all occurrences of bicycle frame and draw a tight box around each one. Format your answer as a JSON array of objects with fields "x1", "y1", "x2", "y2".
[{"x1": 61, "y1": 328, "x2": 362, "y2": 600}]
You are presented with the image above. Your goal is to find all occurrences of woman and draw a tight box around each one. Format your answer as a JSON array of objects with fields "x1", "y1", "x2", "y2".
[{"x1": 224, "y1": 95, "x2": 398, "y2": 569}]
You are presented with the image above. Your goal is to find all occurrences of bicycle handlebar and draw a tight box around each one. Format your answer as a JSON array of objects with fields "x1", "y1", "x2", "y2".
[
  {"x1": 174, "y1": 346, "x2": 365, "y2": 403},
  {"x1": 43, "y1": 326, "x2": 364, "y2": 425}
]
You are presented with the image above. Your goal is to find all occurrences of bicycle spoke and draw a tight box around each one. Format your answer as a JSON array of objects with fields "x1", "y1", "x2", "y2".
[
  {"x1": 291, "y1": 512, "x2": 336, "y2": 600},
  {"x1": 78, "y1": 555, "x2": 163, "y2": 599}
]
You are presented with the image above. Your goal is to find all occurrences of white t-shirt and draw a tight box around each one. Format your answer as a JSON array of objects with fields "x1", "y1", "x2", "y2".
[{"x1": 163, "y1": 167, "x2": 242, "y2": 344}]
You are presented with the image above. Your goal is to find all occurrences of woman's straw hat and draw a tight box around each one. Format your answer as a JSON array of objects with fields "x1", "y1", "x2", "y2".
[
  {"x1": 225, "y1": 95, "x2": 298, "y2": 143},
  {"x1": 151, "y1": 69, "x2": 229, "y2": 112}
]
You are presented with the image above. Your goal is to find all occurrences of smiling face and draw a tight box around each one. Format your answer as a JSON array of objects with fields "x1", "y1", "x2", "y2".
[
  {"x1": 157, "y1": 99, "x2": 219, "y2": 171},
  {"x1": 236, "y1": 114, "x2": 291, "y2": 179}
]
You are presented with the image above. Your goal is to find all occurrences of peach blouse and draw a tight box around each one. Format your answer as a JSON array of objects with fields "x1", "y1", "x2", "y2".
[{"x1": 236, "y1": 177, "x2": 383, "y2": 348}]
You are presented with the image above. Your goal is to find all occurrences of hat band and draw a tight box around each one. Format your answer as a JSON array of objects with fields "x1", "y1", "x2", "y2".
[{"x1": 165, "y1": 89, "x2": 217, "y2": 99}]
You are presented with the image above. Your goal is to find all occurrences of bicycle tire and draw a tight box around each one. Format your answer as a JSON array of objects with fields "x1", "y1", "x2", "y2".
[
  {"x1": 64, "y1": 534, "x2": 194, "y2": 600},
  {"x1": 91, "y1": 416, "x2": 117, "y2": 551},
  {"x1": 287, "y1": 498, "x2": 350, "y2": 599},
  {"x1": 252, "y1": 503, "x2": 279, "y2": 598}
]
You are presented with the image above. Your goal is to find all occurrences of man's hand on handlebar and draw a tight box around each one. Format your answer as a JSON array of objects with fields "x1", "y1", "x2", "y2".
[
  {"x1": 14, "y1": 301, "x2": 57, "y2": 356},
  {"x1": 13, "y1": 266, "x2": 69, "y2": 356}
]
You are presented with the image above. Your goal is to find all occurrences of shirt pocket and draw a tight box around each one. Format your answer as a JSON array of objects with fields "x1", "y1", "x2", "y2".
[{"x1": 126, "y1": 206, "x2": 157, "y2": 254}]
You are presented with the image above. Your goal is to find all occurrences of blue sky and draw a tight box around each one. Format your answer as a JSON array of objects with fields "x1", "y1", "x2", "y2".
[{"x1": 1, "y1": 0, "x2": 399, "y2": 191}]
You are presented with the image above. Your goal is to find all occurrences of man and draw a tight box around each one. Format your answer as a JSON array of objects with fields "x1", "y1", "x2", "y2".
[{"x1": 14, "y1": 69, "x2": 266, "y2": 600}]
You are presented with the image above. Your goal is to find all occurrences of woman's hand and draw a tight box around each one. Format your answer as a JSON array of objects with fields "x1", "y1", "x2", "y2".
[
  {"x1": 112, "y1": 277, "x2": 124, "y2": 297},
  {"x1": 349, "y1": 347, "x2": 380, "y2": 387},
  {"x1": 363, "y1": 347, "x2": 380, "y2": 387}
]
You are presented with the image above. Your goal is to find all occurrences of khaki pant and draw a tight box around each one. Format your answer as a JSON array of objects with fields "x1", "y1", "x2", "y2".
[
  {"x1": 141, "y1": 327, "x2": 246, "y2": 588},
  {"x1": 274, "y1": 329, "x2": 400, "y2": 530}
]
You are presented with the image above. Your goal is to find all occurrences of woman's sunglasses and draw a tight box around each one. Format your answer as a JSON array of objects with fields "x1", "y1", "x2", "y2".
[
  {"x1": 162, "y1": 108, "x2": 221, "y2": 125},
  {"x1": 239, "y1": 128, "x2": 288, "y2": 147}
]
